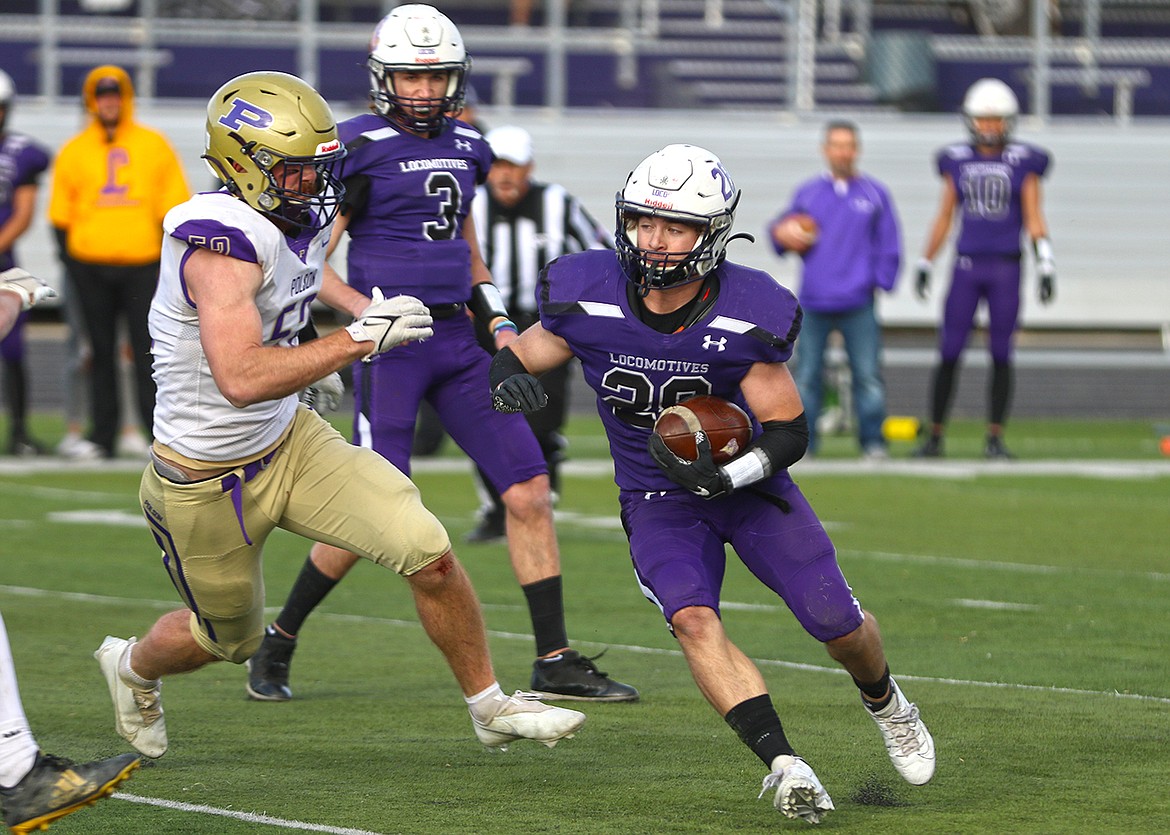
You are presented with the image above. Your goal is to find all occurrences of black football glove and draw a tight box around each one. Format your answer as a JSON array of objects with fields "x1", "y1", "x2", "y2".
[
  {"x1": 492, "y1": 373, "x2": 548, "y2": 414},
  {"x1": 647, "y1": 431, "x2": 730, "y2": 499},
  {"x1": 1038, "y1": 271, "x2": 1055, "y2": 304},
  {"x1": 914, "y1": 258, "x2": 932, "y2": 301}
]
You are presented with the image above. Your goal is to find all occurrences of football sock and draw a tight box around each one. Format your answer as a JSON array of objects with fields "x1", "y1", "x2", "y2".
[
  {"x1": 725, "y1": 694, "x2": 795, "y2": 767},
  {"x1": 464, "y1": 682, "x2": 506, "y2": 723},
  {"x1": 0, "y1": 614, "x2": 38, "y2": 788},
  {"x1": 929, "y1": 360, "x2": 959, "y2": 427},
  {"x1": 3, "y1": 359, "x2": 28, "y2": 437},
  {"x1": 273, "y1": 555, "x2": 340, "y2": 638},
  {"x1": 522, "y1": 576, "x2": 569, "y2": 658},
  {"x1": 119, "y1": 643, "x2": 159, "y2": 690},
  {"x1": 854, "y1": 665, "x2": 893, "y2": 712},
  {"x1": 989, "y1": 361, "x2": 1014, "y2": 426}
]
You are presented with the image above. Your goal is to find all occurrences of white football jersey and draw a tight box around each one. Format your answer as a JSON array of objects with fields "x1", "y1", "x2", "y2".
[{"x1": 150, "y1": 192, "x2": 331, "y2": 462}]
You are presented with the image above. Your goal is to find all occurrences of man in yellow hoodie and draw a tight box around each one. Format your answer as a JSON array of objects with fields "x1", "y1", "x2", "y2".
[{"x1": 48, "y1": 66, "x2": 189, "y2": 459}]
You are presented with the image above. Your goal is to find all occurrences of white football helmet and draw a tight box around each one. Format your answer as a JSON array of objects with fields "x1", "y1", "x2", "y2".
[
  {"x1": 367, "y1": 4, "x2": 470, "y2": 133},
  {"x1": 615, "y1": 144, "x2": 743, "y2": 295},
  {"x1": 962, "y1": 77, "x2": 1018, "y2": 146},
  {"x1": 0, "y1": 69, "x2": 14, "y2": 131},
  {"x1": 203, "y1": 71, "x2": 345, "y2": 232}
]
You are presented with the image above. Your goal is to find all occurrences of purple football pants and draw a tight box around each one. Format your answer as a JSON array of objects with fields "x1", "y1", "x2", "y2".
[
  {"x1": 939, "y1": 254, "x2": 1022, "y2": 365},
  {"x1": 618, "y1": 475, "x2": 864, "y2": 643},
  {"x1": 0, "y1": 311, "x2": 27, "y2": 362},
  {"x1": 351, "y1": 313, "x2": 546, "y2": 493}
]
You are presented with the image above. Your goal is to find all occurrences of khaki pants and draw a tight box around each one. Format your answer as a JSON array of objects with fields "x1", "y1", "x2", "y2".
[{"x1": 139, "y1": 408, "x2": 450, "y2": 663}]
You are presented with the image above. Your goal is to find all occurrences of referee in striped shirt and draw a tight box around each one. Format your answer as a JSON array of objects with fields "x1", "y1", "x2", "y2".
[{"x1": 466, "y1": 125, "x2": 611, "y2": 542}]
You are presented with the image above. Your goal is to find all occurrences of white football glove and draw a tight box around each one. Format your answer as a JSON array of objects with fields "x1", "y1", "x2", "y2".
[
  {"x1": 0, "y1": 268, "x2": 58, "y2": 310},
  {"x1": 299, "y1": 371, "x2": 344, "y2": 413},
  {"x1": 344, "y1": 288, "x2": 433, "y2": 361}
]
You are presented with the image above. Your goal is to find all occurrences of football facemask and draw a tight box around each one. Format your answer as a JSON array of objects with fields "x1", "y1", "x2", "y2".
[{"x1": 962, "y1": 78, "x2": 1019, "y2": 146}]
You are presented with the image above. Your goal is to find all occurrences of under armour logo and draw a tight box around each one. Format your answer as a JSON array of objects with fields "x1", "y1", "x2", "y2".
[
  {"x1": 218, "y1": 98, "x2": 274, "y2": 132},
  {"x1": 454, "y1": 139, "x2": 472, "y2": 152},
  {"x1": 702, "y1": 335, "x2": 727, "y2": 352}
]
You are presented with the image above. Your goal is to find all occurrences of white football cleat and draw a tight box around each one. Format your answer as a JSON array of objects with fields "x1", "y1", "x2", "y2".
[
  {"x1": 867, "y1": 679, "x2": 935, "y2": 785},
  {"x1": 760, "y1": 755, "x2": 834, "y2": 824},
  {"x1": 94, "y1": 636, "x2": 168, "y2": 758},
  {"x1": 471, "y1": 690, "x2": 585, "y2": 751}
]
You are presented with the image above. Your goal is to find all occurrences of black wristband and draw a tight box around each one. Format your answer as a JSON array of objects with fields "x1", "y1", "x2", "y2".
[
  {"x1": 469, "y1": 282, "x2": 511, "y2": 325},
  {"x1": 489, "y1": 346, "x2": 529, "y2": 389}
]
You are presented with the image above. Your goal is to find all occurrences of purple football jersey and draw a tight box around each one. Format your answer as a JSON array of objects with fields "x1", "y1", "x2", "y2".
[
  {"x1": 0, "y1": 132, "x2": 51, "y2": 271},
  {"x1": 337, "y1": 115, "x2": 492, "y2": 305},
  {"x1": 539, "y1": 250, "x2": 802, "y2": 493},
  {"x1": 937, "y1": 141, "x2": 1050, "y2": 257}
]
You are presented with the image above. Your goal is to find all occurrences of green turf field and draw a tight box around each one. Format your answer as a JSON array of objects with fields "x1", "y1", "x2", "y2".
[{"x1": 1, "y1": 415, "x2": 1168, "y2": 833}]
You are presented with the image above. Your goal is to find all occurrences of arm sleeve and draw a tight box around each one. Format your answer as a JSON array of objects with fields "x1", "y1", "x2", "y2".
[
  {"x1": 340, "y1": 174, "x2": 371, "y2": 219},
  {"x1": 489, "y1": 345, "x2": 530, "y2": 388}
]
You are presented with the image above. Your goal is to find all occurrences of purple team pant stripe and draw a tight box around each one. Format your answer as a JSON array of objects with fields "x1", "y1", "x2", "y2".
[{"x1": 144, "y1": 512, "x2": 218, "y2": 642}]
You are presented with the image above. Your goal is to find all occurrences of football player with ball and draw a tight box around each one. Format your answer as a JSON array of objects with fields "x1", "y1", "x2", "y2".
[{"x1": 492, "y1": 144, "x2": 934, "y2": 824}]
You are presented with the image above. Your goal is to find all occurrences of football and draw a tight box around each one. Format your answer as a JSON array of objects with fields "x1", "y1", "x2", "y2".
[
  {"x1": 653, "y1": 395, "x2": 752, "y2": 464},
  {"x1": 784, "y1": 213, "x2": 818, "y2": 253}
]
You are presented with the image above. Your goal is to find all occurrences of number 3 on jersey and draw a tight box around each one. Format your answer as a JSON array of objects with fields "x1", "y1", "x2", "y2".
[{"x1": 422, "y1": 171, "x2": 463, "y2": 241}]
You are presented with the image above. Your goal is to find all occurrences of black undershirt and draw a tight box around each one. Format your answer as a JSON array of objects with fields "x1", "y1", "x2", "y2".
[{"x1": 629, "y1": 275, "x2": 720, "y2": 334}]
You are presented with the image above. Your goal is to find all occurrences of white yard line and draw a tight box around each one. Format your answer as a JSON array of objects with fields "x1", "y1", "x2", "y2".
[{"x1": 113, "y1": 793, "x2": 390, "y2": 835}]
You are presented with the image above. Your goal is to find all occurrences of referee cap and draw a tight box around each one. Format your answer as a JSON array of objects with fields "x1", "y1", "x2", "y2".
[{"x1": 486, "y1": 125, "x2": 533, "y2": 166}]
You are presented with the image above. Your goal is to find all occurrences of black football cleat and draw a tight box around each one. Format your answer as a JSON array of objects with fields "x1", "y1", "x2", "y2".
[
  {"x1": 246, "y1": 628, "x2": 297, "y2": 701},
  {"x1": 913, "y1": 434, "x2": 944, "y2": 458},
  {"x1": 464, "y1": 512, "x2": 506, "y2": 545},
  {"x1": 531, "y1": 650, "x2": 639, "y2": 702},
  {"x1": 1, "y1": 750, "x2": 140, "y2": 834}
]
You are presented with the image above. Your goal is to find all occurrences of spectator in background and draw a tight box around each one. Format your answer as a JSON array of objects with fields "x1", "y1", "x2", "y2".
[
  {"x1": 465, "y1": 124, "x2": 611, "y2": 542},
  {"x1": 914, "y1": 78, "x2": 1054, "y2": 460},
  {"x1": 769, "y1": 120, "x2": 901, "y2": 459},
  {"x1": 0, "y1": 69, "x2": 52, "y2": 457},
  {"x1": 48, "y1": 65, "x2": 190, "y2": 459}
]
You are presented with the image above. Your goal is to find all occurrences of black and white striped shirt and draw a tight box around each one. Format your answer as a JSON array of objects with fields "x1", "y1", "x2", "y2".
[{"x1": 472, "y1": 180, "x2": 611, "y2": 316}]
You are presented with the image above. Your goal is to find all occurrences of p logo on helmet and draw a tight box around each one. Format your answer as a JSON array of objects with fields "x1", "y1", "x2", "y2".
[{"x1": 218, "y1": 98, "x2": 275, "y2": 132}]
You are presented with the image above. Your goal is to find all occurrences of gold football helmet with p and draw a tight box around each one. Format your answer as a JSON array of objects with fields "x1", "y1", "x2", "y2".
[{"x1": 203, "y1": 71, "x2": 345, "y2": 231}]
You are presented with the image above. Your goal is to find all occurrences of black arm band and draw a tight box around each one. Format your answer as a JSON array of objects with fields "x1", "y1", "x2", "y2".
[
  {"x1": 753, "y1": 413, "x2": 810, "y2": 472},
  {"x1": 717, "y1": 412, "x2": 809, "y2": 492},
  {"x1": 469, "y1": 282, "x2": 511, "y2": 325},
  {"x1": 489, "y1": 346, "x2": 529, "y2": 389}
]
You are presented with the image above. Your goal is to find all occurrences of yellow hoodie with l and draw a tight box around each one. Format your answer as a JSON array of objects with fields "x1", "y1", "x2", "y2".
[{"x1": 48, "y1": 65, "x2": 190, "y2": 266}]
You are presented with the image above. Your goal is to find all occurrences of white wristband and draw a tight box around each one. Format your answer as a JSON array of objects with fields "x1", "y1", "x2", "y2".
[
  {"x1": 1034, "y1": 237, "x2": 1054, "y2": 264},
  {"x1": 720, "y1": 448, "x2": 770, "y2": 491}
]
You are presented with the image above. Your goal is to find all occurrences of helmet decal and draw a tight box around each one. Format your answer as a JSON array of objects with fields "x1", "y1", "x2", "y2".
[{"x1": 217, "y1": 98, "x2": 275, "y2": 132}]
